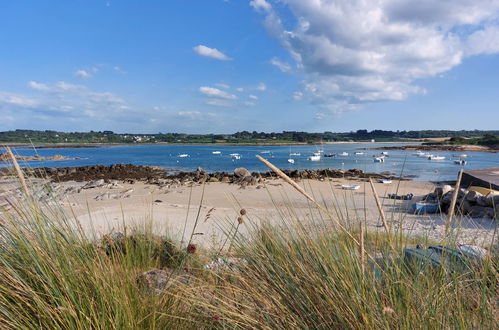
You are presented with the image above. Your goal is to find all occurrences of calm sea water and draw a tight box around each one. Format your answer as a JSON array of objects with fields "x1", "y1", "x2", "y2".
[{"x1": 2, "y1": 144, "x2": 498, "y2": 181}]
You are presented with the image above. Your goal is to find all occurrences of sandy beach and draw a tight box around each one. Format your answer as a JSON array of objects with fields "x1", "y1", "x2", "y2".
[{"x1": 2, "y1": 172, "x2": 494, "y2": 248}]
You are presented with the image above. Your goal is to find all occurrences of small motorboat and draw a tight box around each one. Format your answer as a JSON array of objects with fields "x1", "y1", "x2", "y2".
[
  {"x1": 428, "y1": 155, "x2": 445, "y2": 160},
  {"x1": 212, "y1": 151, "x2": 221, "y2": 155},
  {"x1": 178, "y1": 154, "x2": 189, "y2": 158},
  {"x1": 454, "y1": 159, "x2": 466, "y2": 165},
  {"x1": 308, "y1": 155, "x2": 321, "y2": 161},
  {"x1": 354, "y1": 152, "x2": 364, "y2": 155},
  {"x1": 324, "y1": 153, "x2": 335, "y2": 157},
  {"x1": 453, "y1": 154, "x2": 468, "y2": 158},
  {"x1": 260, "y1": 151, "x2": 271, "y2": 154},
  {"x1": 341, "y1": 185, "x2": 361, "y2": 190},
  {"x1": 412, "y1": 201, "x2": 439, "y2": 214},
  {"x1": 289, "y1": 152, "x2": 301, "y2": 156},
  {"x1": 287, "y1": 159, "x2": 295, "y2": 164},
  {"x1": 374, "y1": 157, "x2": 385, "y2": 163},
  {"x1": 231, "y1": 153, "x2": 241, "y2": 160},
  {"x1": 338, "y1": 152, "x2": 349, "y2": 156},
  {"x1": 378, "y1": 179, "x2": 392, "y2": 184},
  {"x1": 381, "y1": 151, "x2": 389, "y2": 155}
]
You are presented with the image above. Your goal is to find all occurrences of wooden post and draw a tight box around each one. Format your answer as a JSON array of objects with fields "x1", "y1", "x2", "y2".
[
  {"x1": 5, "y1": 147, "x2": 29, "y2": 195},
  {"x1": 359, "y1": 221, "x2": 365, "y2": 275},
  {"x1": 445, "y1": 169, "x2": 463, "y2": 235},
  {"x1": 368, "y1": 178, "x2": 390, "y2": 235}
]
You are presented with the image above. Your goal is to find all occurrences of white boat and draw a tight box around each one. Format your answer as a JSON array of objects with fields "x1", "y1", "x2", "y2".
[
  {"x1": 231, "y1": 153, "x2": 241, "y2": 160},
  {"x1": 308, "y1": 155, "x2": 321, "y2": 161},
  {"x1": 354, "y1": 152, "x2": 364, "y2": 155},
  {"x1": 381, "y1": 151, "x2": 389, "y2": 155},
  {"x1": 378, "y1": 179, "x2": 392, "y2": 184},
  {"x1": 374, "y1": 157, "x2": 385, "y2": 163},
  {"x1": 428, "y1": 155, "x2": 445, "y2": 160},
  {"x1": 260, "y1": 151, "x2": 271, "y2": 154},
  {"x1": 287, "y1": 159, "x2": 295, "y2": 164},
  {"x1": 229, "y1": 153, "x2": 239, "y2": 157},
  {"x1": 212, "y1": 151, "x2": 221, "y2": 155},
  {"x1": 178, "y1": 154, "x2": 189, "y2": 158},
  {"x1": 453, "y1": 154, "x2": 468, "y2": 158},
  {"x1": 454, "y1": 159, "x2": 466, "y2": 165},
  {"x1": 341, "y1": 184, "x2": 360, "y2": 190},
  {"x1": 289, "y1": 152, "x2": 301, "y2": 156},
  {"x1": 338, "y1": 152, "x2": 349, "y2": 156}
]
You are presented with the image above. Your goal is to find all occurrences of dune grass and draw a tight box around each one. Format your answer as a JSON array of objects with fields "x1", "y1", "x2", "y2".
[{"x1": 0, "y1": 176, "x2": 497, "y2": 329}]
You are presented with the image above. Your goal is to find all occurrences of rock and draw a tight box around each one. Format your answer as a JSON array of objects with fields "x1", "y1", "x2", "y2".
[
  {"x1": 243, "y1": 175, "x2": 257, "y2": 185},
  {"x1": 234, "y1": 167, "x2": 251, "y2": 178},
  {"x1": 465, "y1": 190, "x2": 483, "y2": 203},
  {"x1": 154, "y1": 199, "x2": 163, "y2": 203},
  {"x1": 435, "y1": 185, "x2": 453, "y2": 197},
  {"x1": 83, "y1": 179, "x2": 106, "y2": 189},
  {"x1": 209, "y1": 176, "x2": 219, "y2": 182},
  {"x1": 468, "y1": 206, "x2": 496, "y2": 219},
  {"x1": 483, "y1": 194, "x2": 499, "y2": 207},
  {"x1": 137, "y1": 268, "x2": 191, "y2": 295},
  {"x1": 221, "y1": 176, "x2": 230, "y2": 183}
]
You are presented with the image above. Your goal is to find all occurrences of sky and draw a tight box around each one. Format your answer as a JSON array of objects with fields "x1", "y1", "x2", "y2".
[{"x1": 1, "y1": 0, "x2": 499, "y2": 134}]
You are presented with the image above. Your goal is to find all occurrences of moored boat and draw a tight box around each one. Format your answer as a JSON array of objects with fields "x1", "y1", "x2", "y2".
[
  {"x1": 308, "y1": 155, "x2": 321, "y2": 161},
  {"x1": 324, "y1": 153, "x2": 335, "y2": 157},
  {"x1": 212, "y1": 151, "x2": 221, "y2": 155},
  {"x1": 454, "y1": 159, "x2": 466, "y2": 165},
  {"x1": 374, "y1": 156, "x2": 385, "y2": 162},
  {"x1": 428, "y1": 155, "x2": 445, "y2": 160},
  {"x1": 178, "y1": 154, "x2": 189, "y2": 158},
  {"x1": 341, "y1": 184, "x2": 360, "y2": 190},
  {"x1": 289, "y1": 152, "x2": 301, "y2": 156},
  {"x1": 354, "y1": 152, "x2": 364, "y2": 155},
  {"x1": 287, "y1": 159, "x2": 295, "y2": 164},
  {"x1": 338, "y1": 152, "x2": 349, "y2": 156}
]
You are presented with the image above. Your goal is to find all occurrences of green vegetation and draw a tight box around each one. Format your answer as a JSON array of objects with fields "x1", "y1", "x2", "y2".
[
  {"x1": 425, "y1": 133, "x2": 499, "y2": 146},
  {"x1": 1, "y1": 129, "x2": 499, "y2": 145},
  {"x1": 0, "y1": 182, "x2": 497, "y2": 328}
]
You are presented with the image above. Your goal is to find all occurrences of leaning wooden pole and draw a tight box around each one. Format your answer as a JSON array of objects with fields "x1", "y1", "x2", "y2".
[
  {"x1": 368, "y1": 178, "x2": 390, "y2": 235},
  {"x1": 445, "y1": 169, "x2": 463, "y2": 235},
  {"x1": 5, "y1": 147, "x2": 29, "y2": 195},
  {"x1": 256, "y1": 155, "x2": 361, "y2": 246}
]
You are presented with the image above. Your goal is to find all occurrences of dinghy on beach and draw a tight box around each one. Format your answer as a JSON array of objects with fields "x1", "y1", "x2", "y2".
[{"x1": 341, "y1": 184, "x2": 360, "y2": 190}]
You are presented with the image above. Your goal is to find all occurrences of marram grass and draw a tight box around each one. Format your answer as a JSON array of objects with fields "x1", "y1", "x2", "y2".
[{"x1": 0, "y1": 184, "x2": 497, "y2": 329}]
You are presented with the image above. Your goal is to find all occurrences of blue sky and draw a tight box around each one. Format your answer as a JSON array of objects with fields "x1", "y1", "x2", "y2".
[{"x1": 1, "y1": 0, "x2": 499, "y2": 133}]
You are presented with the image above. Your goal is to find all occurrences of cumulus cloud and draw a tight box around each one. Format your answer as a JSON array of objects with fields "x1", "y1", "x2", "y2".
[
  {"x1": 249, "y1": 94, "x2": 258, "y2": 100},
  {"x1": 75, "y1": 69, "x2": 92, "y2": 78},
  {"x1": 0, "y1": 92, "x2": 38, "y2": 108},
  {"x1": 251, "y1": 0, "x2": 499, "y2": 113},
  {"x1": 193, "y1": 45, "x2": 232, "y2": 60},
  {"x1": 255, "y1": 82, "x2": 267, "y2": 91},
  {"x1": 28, "y1": 81, "x2": 49, "y2": 91},
  {"x1": 270, "y1": 57, "x2": 291, "y2": 72},
  {"x1": 199, "y1": 86, "x2": 237, "y2": 100},
  {"x1": 292, "y1": 91, "x2": 303, "y2": 100},
  {"x1": 215, "y1": 83, "x2": 230, "y2": 89},
  {"x1": 236, "y1": 87, "x2": 244, "y2": 92}
]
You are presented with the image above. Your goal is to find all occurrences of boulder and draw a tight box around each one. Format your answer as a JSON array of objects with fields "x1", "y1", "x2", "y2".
[
  {"x1": 468, "y1": 206, "x2": 496, "y2": 219},
  {"x1": 234, "y1": 167, "x2": 251, "y2": 178},
  {"x1": 137, "y1": 268, "x2": 191, "y2": 295},
  {"x1": 209, "y1": 176, "x2": 219, "y2": 183},
  {"x1": 465, "y1": 190, "x2": 483, "y2": 203},
  {"x1": 221, "y1": 176, "x2": 230, "y2": 183},
  {"x1": 435, "y1": 185, "x2": 453, "y2": 197}
]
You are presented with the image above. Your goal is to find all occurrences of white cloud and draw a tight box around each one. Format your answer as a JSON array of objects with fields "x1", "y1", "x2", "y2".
[
  {"x1": 251, "y1": 0, "x2": 499, "y2": 113},
  {"x1": 270, "y1": 57, "x2": 291, "y2": 72},
  {"x1": 199, "y1": 86, "x2": 237, "y2": 100},
  {"x1": 205, "y1": 98, "x2": 233, "y2": 107},
  {"x1": 255, "y1": 82, "x2": 267, "y2": 91},
  {"x1": 292, "y1": 91, "x2": 303, "y2": 100},
  {"x1": 193, "y1": 45, "x2": 232, "y2": 60},
  {"x1": 75, "y1": 69, "x2": 92, "y2": 78},
  {"x1": 113, "y1": 66, "x2": 126, "y2": 74},
  {"x1": 56, "y1": 81, "x2": 85, "y2": 92},
  {"x1": 250, "y1": 0, "x2": 271, "y2": 12},
  {"x1": 28, "y1": 81, "x2": 49, "y2": 91},
  {"x1": 0, "y1": 92, "x2": 38, "y2": 107},
  {"x1": 249, "y1": 94, "x2": 258, "y2": 100},
  {"x1": 236, "y1": 87, "x2": 244, "y2": 92},
  {"x1": 177, "y1": 111, "x2": 216, "y2": 120},
  {"x1": 215, "y1": 83, "x2": 230, "y2": 89},
  {"x1": 244, "y1": 101, "x2": 256, "y2": 107}
]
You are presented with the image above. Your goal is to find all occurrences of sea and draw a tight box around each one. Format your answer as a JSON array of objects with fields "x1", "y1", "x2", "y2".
[{"x1": 2, "y1": 143, "x2": 498, "y2": 182}]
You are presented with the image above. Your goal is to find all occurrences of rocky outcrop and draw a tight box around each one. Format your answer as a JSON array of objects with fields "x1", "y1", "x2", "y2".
[
  {"x1": 0, "y1": 153, "x2": 73, "y2": 162},
  {"x1": 421, "y1": 186, "x2": 498, "y2": 219}
]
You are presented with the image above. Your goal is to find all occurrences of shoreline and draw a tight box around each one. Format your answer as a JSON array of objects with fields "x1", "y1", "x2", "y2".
[
  {"x1": 1, "y1": 141, "x2": 421, "y2": 149},
  {"x1": 373, "y1": 144, "x2": 498, "y2": 153}
]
